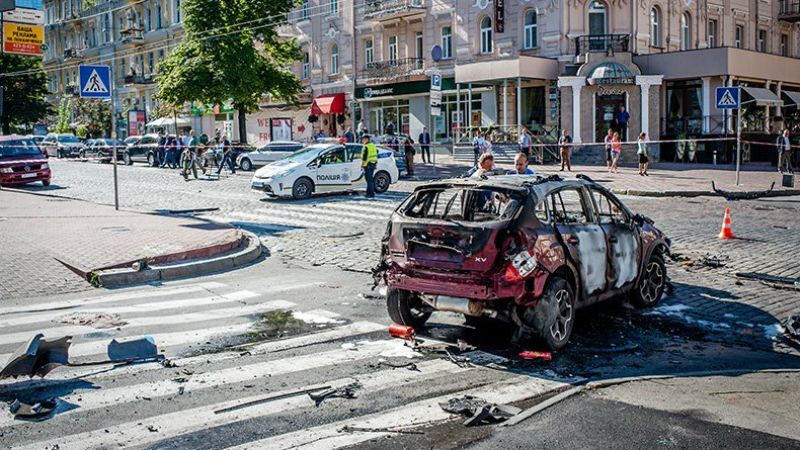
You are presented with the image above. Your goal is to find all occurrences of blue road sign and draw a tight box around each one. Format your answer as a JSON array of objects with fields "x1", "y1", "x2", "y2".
[
  {"x1": 79, "y1": 65, "x2": 112, "y2": 99},
  {"x1": 430, "y1": 45, "x2": 443, "y2": 62},
  {"x1": 716, "y1": 87, "x2": 740, "y2": 109},
  {"x1": 431, "y1": 72, "x2": 442, "y2": 90}
]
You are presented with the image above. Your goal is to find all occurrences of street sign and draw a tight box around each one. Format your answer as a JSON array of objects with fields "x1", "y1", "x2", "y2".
[
  {"x1": 14, "y1": 0, "x2": 42, "y2": 9},
  {"x1": 2, "y1": 22, "x2": 43, "y2": 56},
  {"x1": 430, "y1": 45, "x2": 442, "y2": 62},
  {"x1": 79, "y1": 65, "x2": 112, "y2": 98},
  {"x1": 2, "y1": 8, "x2": 45, "y2": 25},
  {"x1": 431, "y1": 106, "x2": 441, "y2": 117},
  {"x1": 430, "y1": 72, "x2": 442, "y2": 91},
  {"x1": 430, "y1": 71, "x2": 442, "y2": 116},
  {"x1": 716, "y1": 87, "x2": 740, "y2": 109}
]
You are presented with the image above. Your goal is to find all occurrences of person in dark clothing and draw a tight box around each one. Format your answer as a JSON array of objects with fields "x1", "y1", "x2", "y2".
[
  {"x1": 343, "y1": 127, "x2": 355, "y2": 143},
  {"x1": 404, "y1": 137, "x2": 416, "y2": 176},
  {"x1": 418, "y1": 127, "x2": 431, "y2": 163},
  {"x1": 615, "y1": 106, "x2": 630, "y2": 141},
  {"x1": 217, "y1": 136, "x2": 236, "y2": 174},
  {"x1": 157, "y1": 129, "x2": 167, "y2": 167}
]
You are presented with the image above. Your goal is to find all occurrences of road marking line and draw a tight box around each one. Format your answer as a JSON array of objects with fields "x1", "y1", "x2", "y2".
[{"x1": 6, "y1": 348, "x2": 460, "y2": 445}]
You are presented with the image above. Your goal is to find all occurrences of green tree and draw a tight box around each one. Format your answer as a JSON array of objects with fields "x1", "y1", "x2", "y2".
[
  {"x1": 0, "y1": 54, "x2": 52, "y2": 134},
  {"x1": 54, "y1": 97, "x2": 72, "y2": 134},
  {"x1": 156, "y1": 0, "x2": 302, "y2": 143},
  {"x1": 73, "y1": 98, "x2": 112, "y2": 137}
]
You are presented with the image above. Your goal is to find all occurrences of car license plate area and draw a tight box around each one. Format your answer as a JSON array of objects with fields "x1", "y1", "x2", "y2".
[{"x1": 20, "y1": 173, "x2": 38, "y2": 179}]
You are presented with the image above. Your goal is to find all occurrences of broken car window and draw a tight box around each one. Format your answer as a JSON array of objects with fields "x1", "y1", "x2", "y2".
[
  {"x1": 590, "y1": 189, "x2": 627, "y2": 224},
  {"x1": 534, "y1": 200, "x2": 549, "y2": 223},
  {"x1": 402, "y1": 188, "x2": 521, "y2": 222},
  {"x1": 550, "y1": 189, "x2": 589, "y2": 224}
]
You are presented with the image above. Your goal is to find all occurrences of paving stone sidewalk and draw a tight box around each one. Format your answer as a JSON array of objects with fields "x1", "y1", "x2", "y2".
[{"x1": 0, "y1": 189, "x2": 243, "y2": 300}]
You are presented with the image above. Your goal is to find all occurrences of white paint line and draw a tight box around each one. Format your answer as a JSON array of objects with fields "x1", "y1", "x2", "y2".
[
  {"x1": 233, "y1": 376, "x2": 567, "y2": 450},
  {"x1": 8, "y1": 350, "x2": 464, "y2": 448},
  {"x1": 0, "y1": 300, "x2": 296, "y2": 347}
]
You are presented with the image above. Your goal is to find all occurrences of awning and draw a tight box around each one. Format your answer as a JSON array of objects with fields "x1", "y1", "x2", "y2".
[
  {"x1": 311, "y1": 93, "x2": 346, "y2": 115},
  {"x1": 454, "y1": 56, "x2": 559, "y2": 84},
  {"x1": 146, "y1": 117, "x2": 191, "y2": 128},
  {"x1": 783, "y1": 90, "x2": 800, "y2": 106},
  {"x1": 741, "y1": 87, "x2": 784, "y2": 107}
]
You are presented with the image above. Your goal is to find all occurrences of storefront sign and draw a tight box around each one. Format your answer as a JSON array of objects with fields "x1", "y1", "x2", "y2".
[
  {"x1": 594, "y1": 77, "x2": 634, "y2": 86},
  {"x1": 356, "y1": 78, "x2": 456, "y2": 100},
  {"x1": 2, "y1": 22, "x2": 44, "y2": 56},
  {"x1": 270, "y1": 118, "x2": 293, "y2": 141},
  {"x1": 363, "y1": 87, "x2": 394, "y2": 99},
  {"x1": 2, "y1": 8, "x2": 45, "y2": 24},
  {"x1": 495, "y1": 0, "x2": 505, "y2": 33},
  {"x1": 128, "y1": 110, "x2": 146, "y2": 136}
]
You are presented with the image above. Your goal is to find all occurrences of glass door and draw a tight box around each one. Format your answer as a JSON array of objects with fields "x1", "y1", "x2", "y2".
[
  {"x1": 595, "y1": 93, "x2": 625, "y2": 142},
  {"x1": 588, "y1": 1, "x2": 607, "y2": 51}
]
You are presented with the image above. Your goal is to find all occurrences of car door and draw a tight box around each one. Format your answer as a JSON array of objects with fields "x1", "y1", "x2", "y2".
[
  {"x1": 550, "y1": 186, "x2": 608, "y2": 300},
  {"x1": 132, "y1": 136, "x2": 153, "y2": 161},
  {"x1": 41, "y1": 136, "x2": 55, "y2": 156},
  {"x1": 346, "y1": 144, "x2": 366, "y2": 187},
  {"x1": 261, "y1": 144, "x2": 297, "y2": 164},
  {"x1": 589, "y1": 187, "x2": 641, "y2": 292},
  {"x1": 314, "y1": 146, "x2": 352, "y2": 191}
]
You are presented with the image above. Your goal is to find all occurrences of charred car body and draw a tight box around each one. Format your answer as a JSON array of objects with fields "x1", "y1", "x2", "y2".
[{"x1": 376, "y1": 175, "x2": 670, "y2": 350}]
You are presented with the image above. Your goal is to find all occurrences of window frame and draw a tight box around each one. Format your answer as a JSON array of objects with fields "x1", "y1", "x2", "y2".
[
  {"x1": 780, "y1": 33, "x2": 789, "y2": 57},
  {"x1": 707, "y1": 18, "x2": 717, "y2": 48},
  {"x1": 330, "y1": 45, "x2": 339, "y2": 75},
  {"x1": 588, "y1": 187, "x2": 629, "y2": 225},
  {"x1": 388, "y1": 35, "x2": 398, "y2": 63},
  {"x1": 524, "y1": 10, "x2": 538, "y2": 50},
  {"x1": 365, "y1": 39, "x2": 373, "y2": 65},
  {"x1": 650, "y1": 7, "x2": 661, "y2": 48},
  {"x1": 757, "y1": 29, "x2": 767, "y2": 53},
  {"x1": 549, "y1": 187, "x2": 592, "y2": 225},
  {"x1": 680, "y1": 12, "x2": 691, "y2": 50},
  {"x1": 480, "y1": 16, "x2": 493, "y2": 54},
  {"x1": 735, "y1": 24, "x2": 744, "y2": 49},
  {"x1": 441, "y1": 26, "x2": 452, "y2": 59},
  {"x1": 301, "y1": 52, "x2": 309, "y2": 79}
]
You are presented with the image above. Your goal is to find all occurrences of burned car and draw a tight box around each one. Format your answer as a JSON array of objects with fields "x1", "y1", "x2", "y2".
[{"x1": 376, "y1": 175, "x2": 670, "y2": 350}]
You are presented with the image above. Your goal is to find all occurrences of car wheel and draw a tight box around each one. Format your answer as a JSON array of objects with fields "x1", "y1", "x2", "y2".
[
  {"x1": 41, "y1": 179, "x2": 51, "y2": 187},
  {"x1": 124, "y1": 152, "x2": 133, "y2": 166},
  {"x1": 240, "y1": 158, "x2": 253, "y2": 171},
  {"x1": 515, "y1": 276, "x2": 576, "y2": 351},
  {"x1": 147, "y1": 152, "x2": 158, "y2": 167},
  {"x1": 631, "y1": 253, "x2": 666, "y2": 308},
  {"x1": 56, "y1": 149, "x2": 63, "y2": 159},
  {"x1": 79, "y1": 150, "x2": 85, "y2": 159},
  {"x1": 387, "y1": 288, "x2": 432, "y2": 328},
  {"x1": 291, "y1": 178, "x2": 314, "y2": 200},
  {"x1": 374, "y1": 171, "x2": 391, "y2": 193}
]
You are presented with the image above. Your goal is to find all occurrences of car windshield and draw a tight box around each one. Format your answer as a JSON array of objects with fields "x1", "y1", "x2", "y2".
[
  {"x1": 59, "y1": 135, "x2": 81, "y2": 143},
  {"x1": 0, "y1": 139, "x2": 41, "y2": 157},
  {"x1": 402, "y1": 187, "x2": 522, "y2": 223},
  {"x1": 124, "y1": 137, "x2": 138, "y2": 144},
  {"x1": 282, "y1": 145, "x2": 327, "y2": 163}
]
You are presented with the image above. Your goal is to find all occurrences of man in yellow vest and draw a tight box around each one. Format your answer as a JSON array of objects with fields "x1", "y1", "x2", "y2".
[{"x1": 360, "y1": 134, "x2": 379, "y2": 198}]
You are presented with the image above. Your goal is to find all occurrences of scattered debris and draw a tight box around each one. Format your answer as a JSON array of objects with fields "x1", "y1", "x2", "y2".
[
  {"x1": 177, "y1": 386, "x2": 185, "y2": 395},
  {"x1": 439, "y1": 395, "x2": 521, "y2": 426},
  {"x1": 737, "y1": 272, "x2": 800, "y2": 291},
  {"x1": 785, "y1": 315, "x2": 800, "y2": 340},
  {"x1": 0, "y1": 334, "x2": 72, "y2": 379},
  {"x1": 146, "y1": 425, "x2": 159, "y2": 432},
  {"x1": 309, "y1": 382, "x2": 362, "y2": 407},
  {"x1": 338, "y1": 425, "x2": 423, "y2": 435},
  {"x1": 576, "y1": 343, "x2": 639, "y2": 354},
  {"x1": 317, "y1": 283, "x2": 342, "y2": 289},
  {"x1": 214, "y1": 385, "x2": 332, "y2": 414},
  {"x1": 160, "y1": 359, "x2": 178, "y2": 368},
  {"x1": 518, "y1": 351, "x2": 553, "y2": 361},
  {"x1": 56, "y1": 312, "x2": 128, "y2": 329},
  {"x1": 9, "y1": 399, "x2": 58, "y2": 421},
  {"x1": 388, "y1": 324, "x2": 416, "y2": 340},
  {"x1": 376, "y1": 359, "x2": 420, "y2": 371},
  {"x1": 108, "y1": 336, "x2": 158, "y2": 361},
  {"x1": 712, "y1": 181, "x2": 775, "y2": 201}
]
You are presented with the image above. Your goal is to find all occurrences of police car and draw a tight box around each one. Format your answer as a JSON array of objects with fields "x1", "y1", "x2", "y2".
[{"x1": 250, "y1": 142, "x2": 400, "y2": 199}]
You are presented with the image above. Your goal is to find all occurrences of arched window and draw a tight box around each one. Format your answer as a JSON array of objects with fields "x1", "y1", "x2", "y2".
[
  {"x1": 330, "y1": 45, "x2": 339, "y2": 74},
  {"x1": 588, "y1": 1, "x2": 606, "y2": 36},
  {"x1": 480, "y1": 16, "x2": 492, "y2": 54},
  {"x1": 681, "y1": 12, "x2": 691, "y2": 50},
  {"x1": 650, "y1": 7, "x2": 661, "y2": 47},
  {"x1": 302, "y1": 52, "x2": 309, "y2": 79},
  {"x1": 524, "y1": 10, "x2": 537, "y2": 49}
]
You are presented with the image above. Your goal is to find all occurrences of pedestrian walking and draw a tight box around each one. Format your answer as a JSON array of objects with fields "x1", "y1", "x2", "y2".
[
  {"x1": 507, "y1": 152, "x2": 536, "y2": 175},
  {"x1": 404, "y1": 136, "x2": 416, "y2": 176},
  {"x1": 418, "y1": 127, "x2": 431, "y2": 163},
  {"x1": 615, "y1": 106, "x2": 630, "y2": 141},
  {"x1": 472, "y1": 131, "x2": 485, "y2": 166},
  {"x1": 157, "y1": 129, "x2": 167, "y2": 167},
  {"x1": 559, "y1": 130, "x2": 573, "y2": 172},
  {"x1": 344, "y1": 127, "x2": 355, "y2": 143},
  {"x1": 360, "y1": 134, "x2": 378, "y2": 198},
  {"x1": 181, "y1": 143, "x2": 198, "y2": 180},
  {"x1": 777, "y1": 129, "x2": 793, "y2": 173},
  {"x1": 518, "y1": 127, "x2": 533, "y2": 161},
  {"x1": 217, "y1": 136, "x2": 236, "y2": 175},
  {"x1": 604, "y1": 128, "x2": 614, "y2": 171},
  {"x1": 532, "y1": 130, "x2": 544, "y2": 164},
  {"x1": 610, "y1": 131, "x2": 622, "y2": 174},
  {"x1": 165, "y1": 134, "x2": 178, "y2": 169},
  {"x1": 637, "y1": 132, "x2": 650, "y2": 176}
]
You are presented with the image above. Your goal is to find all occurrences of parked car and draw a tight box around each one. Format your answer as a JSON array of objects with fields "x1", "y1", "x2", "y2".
[
  {"x1": 39, "y1": 133, "x2": 85, "y2": 158},
  {"x1": 250, "y1": 142, "x2": 399, "y2": 199},
  {"x1": 84, "y1": 138, "x2": 126, "y2": 162},
  {"x1": 237, "y1": 141, "x2": 304, "y2": 171},
  {"x1": 0, "y1": 135, "x2": 51, "y2": 187},
  {"x1": 124, "y1": 133, "x2": 161, "y2": 166},
  {"x1": 376, "y1": 175, "x2": 671, "y2": 350},
  {"x1": 377, "y1": 134, "x2": 408, "y2": 175}
]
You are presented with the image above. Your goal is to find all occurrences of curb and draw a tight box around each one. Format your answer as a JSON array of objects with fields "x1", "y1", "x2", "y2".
[
  {"x1": 610, "y1": 188, "x2": 800, "y2": 198},
  {"x1": 94, "y1": 230, "x2": 263, "y2": 287}
]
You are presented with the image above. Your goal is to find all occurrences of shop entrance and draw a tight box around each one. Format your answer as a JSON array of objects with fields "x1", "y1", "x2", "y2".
[
  {"x1": 368, "y1": 100, "x2": 409, "y2": 136},
  {"x1": 595, "y1": 93, "x2": 626, "y2": 142}
]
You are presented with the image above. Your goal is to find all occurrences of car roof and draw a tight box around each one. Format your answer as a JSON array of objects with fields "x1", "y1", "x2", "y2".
[
  {"x1": 0, "y1": 134, "x2": 34, "y2": 142},
  {"x1": 414, "y1": 175, "x2": 599, "y2": 199}
]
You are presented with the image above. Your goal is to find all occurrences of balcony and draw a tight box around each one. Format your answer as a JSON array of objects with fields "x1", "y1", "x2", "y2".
[
  {"x1": 63, "y1": 48, "x2": 83, "y2": 60},
  {"x1": 575, "y1": 34, "x2": 630, "y2": 56},
  {"x1": 120, "y1": 27, "x2": 145, "y2": 44},
  {"x1": 779, "y1": 1, "x2": 800, "y2": 22},
  {"x1": 363, "y1": 0, "x2": 426, "y2": 21},
  {"x1": 124, "y1": 74, "x2": 156, "y2": 85},
  {"x1": 362, "y1": 58, "x2": 424, "y2": 81}
]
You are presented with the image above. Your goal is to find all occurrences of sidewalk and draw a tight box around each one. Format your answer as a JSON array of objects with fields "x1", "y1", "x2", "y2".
[
  {"x1": 0, "y1": 189, "x2": 248, "y2": 300},
  {"x1": 408, "y1": 154, "x2": 799, "y2": 197}
]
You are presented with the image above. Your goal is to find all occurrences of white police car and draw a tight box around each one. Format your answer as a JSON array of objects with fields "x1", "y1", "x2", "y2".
[{"x1": 250, "y1": 142, "x2": 400, "y2": 199}]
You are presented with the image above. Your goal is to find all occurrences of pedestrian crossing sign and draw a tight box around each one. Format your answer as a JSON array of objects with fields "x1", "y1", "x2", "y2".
[
  {"x1": 79, "y1": 65, "x2": 112, "y2": 99},
  {"x1": 716, "y1": 87, "x2": 740, "y2": 109}
]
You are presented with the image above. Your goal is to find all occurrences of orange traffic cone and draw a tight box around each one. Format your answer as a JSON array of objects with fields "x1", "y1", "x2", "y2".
[{"x1": 719, "y1": 207, "x2": 735, "y2": 240}]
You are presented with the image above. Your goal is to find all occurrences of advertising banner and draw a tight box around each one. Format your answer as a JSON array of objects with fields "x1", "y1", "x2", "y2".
[{"x1": 2, "y1": 22, "x2": 44, "y2": 56}]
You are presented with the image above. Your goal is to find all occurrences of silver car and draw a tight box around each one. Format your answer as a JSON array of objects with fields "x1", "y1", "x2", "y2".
[{"x1": 237, "y1": 141, "x2": 304, "y2": 171}]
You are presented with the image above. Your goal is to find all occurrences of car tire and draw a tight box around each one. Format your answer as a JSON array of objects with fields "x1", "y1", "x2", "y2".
[
  {"x1": 291, "y1": 177, "x2": 314, "y2": 200},
  {"x1": 515, "y1": 276, "x2": 576, "y2": 351},
  {"x1": 41, "y1": 179, "x2": 51, "y2": 187},
  {"x1": 240, "y1": 158, "x2": 253, "y2": 171},
  {"x1": 124, "y1": 152, "x2": 133, "y2": 166},
  {"x1": 78, "y1": 150, "x2": 85, "y2": 159},
  {"x1": 374, "y1": 171, "x2": 391, "y2": 193},
  {"x1": 56, "y1": 149, "x2": 62, "y2": 159},
  {"x1": 147, "y1": 152, "x2": 158, "y2": 167},
  {"x1": 387, "y1": 288, "x2": 432, "y2": 328},
  {"x1": 630, "y1": 253, "x2": 667, "y2": 308}
]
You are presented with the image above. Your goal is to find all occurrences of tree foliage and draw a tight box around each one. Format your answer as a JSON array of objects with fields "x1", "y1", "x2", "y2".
[
  {"x1": 73, "y1": 98, "x2": 112, "y2": 138},
  {"x1": 156, "y1": 0, "x2": 302, "y2": 143},
  {"x1": 54, "y1": 97, "x2": 72, "y2": 134},
  {"x1": 0, "y1": 54, "x2": 52, "y2": 134}
]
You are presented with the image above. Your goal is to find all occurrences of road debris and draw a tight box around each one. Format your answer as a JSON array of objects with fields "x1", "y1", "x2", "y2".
[
  {"x1": 0, "y1": 334, "x2": 71, "y2": 379},
  {"x1": 56, "y1": 312, "x2": 128, "y2": 329},
  {"x1": 309, "y1": 382, "x2": 362, "y2": 407},
  {"x1": 388, "y1": 324, "x2": 416, "y2": 340},
  {"x1": 576, "y1": 342, "x2": 639, "y2": 354},
  {"x1": 518, "y1": 351, "x2": 553, "y2": 361},
  {"x1": 338, "y1": 425, "x2": 423, "y2": 435},
  {"x1": 213, "y1": 385, "x2": 333, "y2": 414},
  {"x1": 376, "y1": 359, "x2": 420, "y2": 371},
  {"x1": 439, "y1": 395, "x2": 521, "y2": 426},
  {"x1": 737, "y1": 272, "x2": 800, "y2": 291},
  {"x1": 108, "y1": 336, "x2": 159, "y2": 361},
  {"x1": 784, "y1": 315, "x2": 800, "y2": 340},
  {"x1": 9, "y1": 399, "x2": 58, "y2": 421},
  {"x1": 711, "y1": 181, "x2": 775, "y2": 201}
]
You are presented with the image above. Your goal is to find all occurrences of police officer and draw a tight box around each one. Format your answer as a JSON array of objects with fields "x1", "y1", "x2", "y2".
[{"x1": 361, "y1": 134, "x2": 378, "y2": 198}]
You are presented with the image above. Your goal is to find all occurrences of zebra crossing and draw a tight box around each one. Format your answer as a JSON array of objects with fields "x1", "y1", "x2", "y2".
[{"x1": 0, "y1": 280, "x2": 568, "y2": 450}]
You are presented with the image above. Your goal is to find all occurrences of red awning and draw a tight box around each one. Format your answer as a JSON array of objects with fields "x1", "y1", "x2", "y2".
[{"x1": 311, "y1": 93, "x2": 346, "y2": 115}]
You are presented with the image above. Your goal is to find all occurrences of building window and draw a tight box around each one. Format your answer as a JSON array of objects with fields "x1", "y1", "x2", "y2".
[
  {"x1": 148, "y1": 52, "x2": 154, "y2": 74},
  {"x1": 146, "y1": 8, "x2": 152, "y2": 31},
  {"x1": 302, "y1": 52, "x2": 309, "y2": 79},
  {"x1": 174, "y1": 0, "x2": 181, "y2": 23},
  {"x1": 301, "y1": 0, "x2": 308, "y2": 19},
  {"x1": 781, "y1": 34, "x2": 788, "y2": 57},
  {"x1": 680, "y1": 12, "x2": 691, "y2": 50},
  {"x1": 388, "y1": 35, "x2": 397, "y2": 63},
  {"x1": 707, "y1": 19, "x2": 717, "y2": 48},
  {"x1": 329, "y1": 0, "x2": 338, "y2": 15},
  {"x1": 365, "y1": 39, "x2": 373, "y2": 65},
  {"x1": 735, "y1": 25, "x2": 743, "y2": 49},
  {"x1": 441, "y1": 26, "x2": 452, "y2": 59},
  {"x1": 524, "y1": 10, "x2": 537, "y2": 49},
  {"x1": 758, "y1": 29, "x2": 767, "y2": 53},
  {"x1": 415, "y1": 31, "x2": 423, "y2": 60},
  {"x1": 480, "y1": 16, "x2": 492, "y2": 54},
  {"x1": 650, "y1": 7, "x2": 661, "y2": 47},
  {"x1": 588, "y1": 1, "x2": 607, "y2": 36},
  {"x1": 156, "y1": 3, "x2": 162, "y2": 29},
  {"x1": 331, "y1": 45, "x2": 339, "y2": 75}
]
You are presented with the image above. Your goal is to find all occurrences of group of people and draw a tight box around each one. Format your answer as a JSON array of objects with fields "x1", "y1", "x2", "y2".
[
  {"x1": 600, "y1": 129, "x2": 651, "y2": 176},
  {"x1": 154, "y1": 128, "x2": 237, "y2": 181}
]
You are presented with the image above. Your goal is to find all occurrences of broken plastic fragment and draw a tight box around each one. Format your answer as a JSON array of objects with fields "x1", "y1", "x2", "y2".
[
  {"x1": 388, "y1": 324, "x2": 415, "y2": 340},
  {"x1": 0, "y1": 334, "x2": 72, "y2": 379},
  {"x1": 440, "y1": 395, "x2": 521, "y2": 426},
  {"x1": 518, "y1": 351, "x2": 552, "y2": 361},
  {"x1": 108, "y1": 336, "x2": 158, "y2": 361},
  {"x1": 9, "y1": 398, "x2": 58, "y2": 421}
]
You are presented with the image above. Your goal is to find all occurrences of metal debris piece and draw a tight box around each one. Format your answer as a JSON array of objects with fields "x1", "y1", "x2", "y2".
[
  {"x1": 108, "y1": 336, "x2": 158, "y2": 361},
  {"x1": 9, "y1": 399, "x2": 58, "y2": 420},
  {"x1": 309, "y1": 382, "x2": 362, "y2": 407},
  {"x1": 0, "y1": 334, "x2": 72, "y2": 379},
  {"x1": 576, "y1": 343, "x2": 639, "y2": 354},
  {"x1": 440, "y1": 395, "x2": 521, "y2": 426},
  {"x1": 338, "y1": 425, "x2": 423, "y2": 435},
  {"x1": 784, "y1": 315, "x2": 800, "y2": 339},
  {"x1": 214, "y1": 385, "x2": 332, "y2": 415},
  {"x1": 377, "y1": 359, "x2": 420, "y2": 371},
  {"x1": 712, "y1": 181, "x2": 775, "y2": 201}
]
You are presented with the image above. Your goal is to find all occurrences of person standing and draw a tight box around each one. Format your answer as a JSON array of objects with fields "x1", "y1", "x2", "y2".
[
  {"x1": 157, "y1": 129, "x2": 167, "y2": 167},
  {"x1": 532, "y1": 130, "x2": 544, "y2": 164},
  {"x1": 418, "y1": 127, "x2": 431, "y2": 163},
  {"x1": 559, "y1": 130, "x2": 573, "y2": 172},
  {"x1": 343, "y1": 127, "x2": 355, "y2": 143},
  {"x1": 404, "y1": 136, "x2": 416, "y2": 176},
  {"x1": 777, "y1": 129, "x2": 793, "y2": 173},
  {"x1": 637, "y1": 132, "x2": 649, "y2": 176},
  {"x1": 518, "y1": 128, "x2": 533, "y2": 161},
  {"x1": 181, "y1": 142, "x2": 198, "y2": 180},
  {"x1": 610, "y1": 131, "x2": 622, "y2": 174},
  {"x1": 166, "y1": 133, "x2": 178, "y2": 169},
  {"x1": 604, "y1": 128, "x2": 614, "y2": 171},
  {"x1": 217, "y1": 136, "x2": 236, "y2": 175},
  {"x1": 472, "y1": 131, "x2": 485, "y2": 166},
  {"x1": 615, "y1": 106, "x2": 630, "y2": 141},
  {"x1": 360, "y1": 134, "x2": 378, "y2": 198}
]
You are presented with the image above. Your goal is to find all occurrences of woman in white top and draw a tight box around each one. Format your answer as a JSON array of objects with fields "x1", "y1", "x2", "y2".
[{"x1": 637, "y1": 132, "x2": 649, "y2": 176}]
